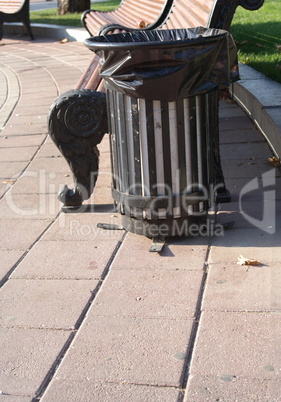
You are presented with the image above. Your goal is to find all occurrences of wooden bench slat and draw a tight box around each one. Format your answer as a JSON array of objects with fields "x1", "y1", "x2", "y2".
[
  {"x1": 82, "y1": 0, "x2": 169, "y2": 36},
  {"x1": 165, "y1": 0, "x2": 208, "y2": 28}
]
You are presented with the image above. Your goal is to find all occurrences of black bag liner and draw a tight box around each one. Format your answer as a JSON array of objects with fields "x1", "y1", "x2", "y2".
[{"x1": 85, "y1": 27, "x2": 239, "y2": 101}]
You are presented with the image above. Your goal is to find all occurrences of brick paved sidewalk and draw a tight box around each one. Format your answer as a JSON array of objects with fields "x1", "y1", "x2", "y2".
[{"x1": 0, "y1": 35, "x2": 280, "y2": 401}]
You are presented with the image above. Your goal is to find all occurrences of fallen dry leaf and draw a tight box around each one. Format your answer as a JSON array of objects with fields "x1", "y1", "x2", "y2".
[
  {"x1": 276, "y1": 45, "x2": 281, "y2": 52},
  {"x1": 267, "y1": 156, "x2": 280, "y2": 167},
  {"x1": 58, "y1": 38, "x2": 68, "y2": 43},
  {"x1": 237, "y1": 255, "x2": 259, "y2": 266},
  {"x1": 255, "y1": 43, "x2": 265, "y2": 48}
]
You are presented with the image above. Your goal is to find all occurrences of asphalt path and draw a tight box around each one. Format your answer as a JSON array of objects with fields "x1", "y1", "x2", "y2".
[
  {"x1": 30, "y1": 1, "x2": 57, "y2": 12},
  {"x1": 30, "y1": 0, "x2": 109, "y2": 12}
]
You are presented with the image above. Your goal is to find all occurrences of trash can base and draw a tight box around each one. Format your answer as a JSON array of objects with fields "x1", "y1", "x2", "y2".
[
  {"x1": 215, "y1": 188, "x2": 231, "y2": 204},
  {"x1": 122, "y1": 214, "x2": 208, "y2": 238}
]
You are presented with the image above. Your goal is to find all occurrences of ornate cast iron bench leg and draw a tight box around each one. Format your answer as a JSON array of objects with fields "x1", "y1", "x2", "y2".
[{"x1": 48, "y1": 89, "x2": 108, "y2": 208}]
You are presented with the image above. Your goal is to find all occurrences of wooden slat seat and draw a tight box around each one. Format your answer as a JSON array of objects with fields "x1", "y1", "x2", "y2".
[
  {"x1": 82, "y1": 0, "x2": 173, "y2": 36},
  {"x1": 0, "y1": 0, "x2": 33, "y2": 40}
]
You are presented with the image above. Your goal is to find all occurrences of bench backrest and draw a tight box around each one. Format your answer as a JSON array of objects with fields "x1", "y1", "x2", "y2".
[
  {"x1": 98, "y1": 0, "x2": 265, "y2": 35},
  {"x1": 82, "y1": 0, "x2": 174, "y2": 36},
  {"x1": 160, "y1": 0, "x2": 264, "y2": 31},
  {"x1": 0, "y1": 0, "x2": 26, "y2": 14},
  {"x1": 113, "y1": 0, "x2": 172, "y2": 27}
]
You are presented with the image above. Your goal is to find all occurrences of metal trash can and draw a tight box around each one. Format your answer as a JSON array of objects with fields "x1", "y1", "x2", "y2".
[{"x1": 85, "y1": 27, "x2": 239, "y2": 238}]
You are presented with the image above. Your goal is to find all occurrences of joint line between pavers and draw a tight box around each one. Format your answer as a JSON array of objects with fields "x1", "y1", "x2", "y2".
[
  {"x1": 177, "y1": 244, "x2": 211, "y2": 400},
  {"x1": 32, "y1": 231, "x2": 127, "y2": 401}
]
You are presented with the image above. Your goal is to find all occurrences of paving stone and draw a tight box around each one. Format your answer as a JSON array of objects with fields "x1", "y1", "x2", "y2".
[
  {"x1": 98, "y1": 151, "x2": 112, "y2": 172},
  {"x1": 223, "y1": 176, "x2": 281, "y2": 202},
  {"x1": 221, "y1": 159, "x2": 280, "y2": 179},
  {"x1": 11, "y1": 239, "x2": 118, "y2": 280},
  {"x1": 111, "y1": 232, "x2": 208, "y2": 271},
  {"x1": 9, "y1": 171, "x2": 74, "y2": 195},
  {"x1": 94, "y1": 169, "x2": 112, "y2": 189},
  {"x1": 19, "y1": 95, "x2": 55, "y2": 105},
  {"x1": 12, "y1": 105, "x2": 50, "y2": 116},
  {"x1": 216, "y1": 200, "x2": 279, "y2": 230},
  {"x1": 0, "y1": 395, "x2": 31, "y2": 401},
  {"x1": 220, "y1": 142, "x2": 271, "y2": 161},
  {"x1": 0, "y1": 250, "x2": 25, "y2": 282},
  {"x1": 209, "y1": 228, "x2": 281, "y2": 265},
  {"x1": 0, "y1": 181, "x2": 12, "y2": 198},
  {"x1": 0, "y1": 218, "x2": 50, "y2": 249},
  {"x1": 54, "y1": 316, "x2": 194, "y2": 386},
  {"x1": 220, "y1": 128, "x2": 265, "y2": 144},
  {"x1": 0, "y1": 278, "x2": 99, "y2": 329},
  {"x1": 41, "y1": 379, "x2": 182, "y2": 402},
  {"x1": 0, "y1": 327, "x2": 69, "y2": 396},
  {"x1": 19, "y1": 79, "x2": 54, "y2": 90},
  {"x1": 97, "y1": 136, "x2": 110, "y2": 153},
  {"x1": 0, "y1": 146, "x2": 38, "y2": 162},
  {"x1": 27, "y1": 155, "x2": 70, "y2": 173},
  {"x1": 90, "y1": 185, "x2": 114, "y2": 205},
  {"x1": 219, "y1": 116, "x2": 255, "y2": 131},
  {"x1": 0, "y1": 134, "x2": 45, "y2": 148},
  {"x1": 190, "y1": 311, "x2": 281, "y2": 380},
  {"x1": 219, "y1": 101, "x2": 247, "y2": 118},
  {"x1": 0, "y1": 161, "x2": 28, "y2": 179},
  {"x1": 0, "y1": 193, "x2": 61, "y2": 220},
  {"x1": 3, "y1": 115, "x2": 47, "y2": 127},
  {"x1": 185, "y1": 375, "x2": 281, "y2": 402},
  {"x1": 1, "y1": 122, "x2": 48, "y2": 136},
  {"x1": 202, "y1": 263, "x2": 281, "y2": 312},
  {"x1": 92, "y1": 269, "x2": 204, "y2": 319},
  {"x1": 41, "y1": 213, "x2": 124, "y2": 242},
  {"x1": 36, "y1": 143, "x2": 62, "y2": 158}
]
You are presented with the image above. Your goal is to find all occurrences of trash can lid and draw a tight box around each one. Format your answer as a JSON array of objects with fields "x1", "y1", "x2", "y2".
[
  {"x1": 85, "y1": 27, "x2": 232, "y2": 50},
  {"x1": 85, "y1": 27, "x2": 239, "y2": 101}
]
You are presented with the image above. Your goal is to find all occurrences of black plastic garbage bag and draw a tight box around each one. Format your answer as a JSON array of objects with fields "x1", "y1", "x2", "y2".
[{"x1": 84, "y1": 27, "x2": 239, "y2": 102}]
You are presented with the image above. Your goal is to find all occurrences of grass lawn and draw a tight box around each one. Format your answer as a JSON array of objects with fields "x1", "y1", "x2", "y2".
[
  {"x1": 30, "y1": 0, "x2": 280, "y2": 83},
  {"x1": 30, "y1": 1, "x2": 120, "y2": 27},
  {"x1": 230, "y1": 0, "x2": 281, "y2": 83}
]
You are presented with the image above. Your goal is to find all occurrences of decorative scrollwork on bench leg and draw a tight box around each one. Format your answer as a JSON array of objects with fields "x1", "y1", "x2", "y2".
[{"x1": 48, "y1": 89, "x2": 108, "y2": 207}]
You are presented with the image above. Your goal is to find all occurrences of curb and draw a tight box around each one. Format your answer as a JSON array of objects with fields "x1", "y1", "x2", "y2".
[
  {"x1": 3, "y1": 23, "x2": 281, "y2": 161},
  {"x1": 230, "y1": 63, "x2": 281, "y2": 160},
  {"x1": 3, "y1": 22, "x2": 89, "y2": 42}
]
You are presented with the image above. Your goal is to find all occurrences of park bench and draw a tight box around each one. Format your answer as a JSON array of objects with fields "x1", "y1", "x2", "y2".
[
  {"x1": 82, "y1": 0, "x2": 174, "y2": 37},
  {"x1": 0, "y1": 0, "x2": 34, "y2": 40},
  {"x1": 48, "y1": 0, "x2": 264, "y2": 208}
]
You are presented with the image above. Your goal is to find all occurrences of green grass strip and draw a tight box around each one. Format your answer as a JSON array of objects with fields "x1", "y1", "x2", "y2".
[
  {"x1": 30, "y1": 1, "x2": 120, "y2": 27},
  {"x1": 231, "y1": 0, "x2": 281, "y2": 83}
]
